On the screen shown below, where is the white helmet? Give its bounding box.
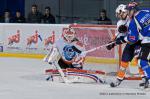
[116,4,127,14]
[63,28,76,42]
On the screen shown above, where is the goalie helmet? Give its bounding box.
[63,27,76,42]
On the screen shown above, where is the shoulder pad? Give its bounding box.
[72,41,85,52]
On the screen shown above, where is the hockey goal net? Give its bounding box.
[70,24,141,80]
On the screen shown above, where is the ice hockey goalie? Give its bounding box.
[43,26,105,83]
[43,27,85,69]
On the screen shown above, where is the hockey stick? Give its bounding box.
[52,61,71,83]
[81,41,116,55]
[52,62,82,83]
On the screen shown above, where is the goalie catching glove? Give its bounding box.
[72,54,85,69]
[106,36,126,50]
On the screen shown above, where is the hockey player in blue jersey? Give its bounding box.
[106,3,144,88]
[110,2,150,88]
[126,2,150,88]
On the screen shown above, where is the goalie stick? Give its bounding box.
[43,47,70,83]
[51,61,71,83]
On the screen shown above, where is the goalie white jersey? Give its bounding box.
[44,27,86,69]
[55,37,85,64]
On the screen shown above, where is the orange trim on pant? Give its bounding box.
[120,61,129,68]
[117,71,125,80]
[117,61,129,80]
[132,58,138,66]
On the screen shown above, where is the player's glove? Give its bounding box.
[115,36,126,45]
[118,25,128,33]
[106,41,116,50]
[106,36,126,50]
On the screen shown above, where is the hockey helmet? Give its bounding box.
[63,27,76,42]
[127,2,139,10]
[116,4,127,14]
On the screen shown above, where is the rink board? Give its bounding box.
[0,23,119,62]
[0,24,141,80]
[0,52,118,64]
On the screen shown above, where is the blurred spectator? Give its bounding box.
[13,10,26,23]
[41,6,55,24]
[0,15,2,22]
[97,9,112,25]
[27,4,43,23]
[0,9,13,23]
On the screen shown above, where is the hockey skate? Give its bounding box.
[139,77,149,89]
[139,76,147,87]
[110,78,122,87]
[144,79,149,89]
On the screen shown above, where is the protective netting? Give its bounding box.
[70,24,141,80]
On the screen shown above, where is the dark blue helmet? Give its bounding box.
[127,2,139,10]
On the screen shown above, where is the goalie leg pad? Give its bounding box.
[43,47,61,63]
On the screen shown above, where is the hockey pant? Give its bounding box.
[58,58,83,69]
[117,43,144,80]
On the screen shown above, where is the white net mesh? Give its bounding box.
[70,24,120,74]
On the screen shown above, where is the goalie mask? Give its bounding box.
[63,28,76,42]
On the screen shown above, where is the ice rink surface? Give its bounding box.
[0,57,150,99]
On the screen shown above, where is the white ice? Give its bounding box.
[0,57,150,99]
